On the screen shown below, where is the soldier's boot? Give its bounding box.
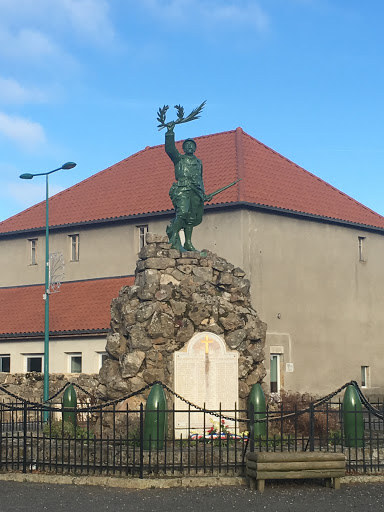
[168,218,185,251]
[183,226,197,252]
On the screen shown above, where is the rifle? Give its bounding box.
[204,178,242,202]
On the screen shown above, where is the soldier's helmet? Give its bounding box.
[182,138,197,151]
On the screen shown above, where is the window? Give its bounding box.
[270,354,281,393]
[68,353,82,373]
[98,352,108,370]
[25,354,43,372]
[29,238,38,265]
[361,366,369,387]
[0,355,10,373]
[137,225,148,251]
[69,234,80,261]
[358,236,366,262]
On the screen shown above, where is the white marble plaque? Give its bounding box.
[174,332,239,436]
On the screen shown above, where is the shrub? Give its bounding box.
[43,420,94,439]
[269,390,341,438]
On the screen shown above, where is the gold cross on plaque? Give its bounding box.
[201,335,213,354]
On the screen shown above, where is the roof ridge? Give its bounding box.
[235,127,245,201]
[241,131,384,222]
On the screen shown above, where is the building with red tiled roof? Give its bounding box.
[0,276,133,373]
[1,127,383,396]
[0,276,133,337]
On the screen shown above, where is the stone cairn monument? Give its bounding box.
[98,233,266,420]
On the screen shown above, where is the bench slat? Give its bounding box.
[247,452,345,463]
[247,460,345,471]
[247,468,345,480]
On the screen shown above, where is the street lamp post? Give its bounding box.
[20,162,76,414]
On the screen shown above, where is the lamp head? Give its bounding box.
[19,173,34,180]
[61,162,76,170]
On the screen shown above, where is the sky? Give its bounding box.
[0,0,383,222]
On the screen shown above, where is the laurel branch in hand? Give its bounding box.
[157,101,206,130]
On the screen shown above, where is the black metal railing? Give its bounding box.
[0,401,250,477]
[0,383,383,478]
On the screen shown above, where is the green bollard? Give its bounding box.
[248,383,267,438]
[62,384,77,425]
[343,384,364,447]
[143,384,167,450]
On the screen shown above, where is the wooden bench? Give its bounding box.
[246,452,346,492]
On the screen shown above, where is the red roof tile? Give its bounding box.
[1,127,383,233]
[0,276,134,336]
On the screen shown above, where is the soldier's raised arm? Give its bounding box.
[165,122,180,164]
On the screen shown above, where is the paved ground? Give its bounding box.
[1,480,384,512]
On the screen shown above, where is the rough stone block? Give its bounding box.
[226,328,247,349]
[180,251,201,259]
[129,325,153,351]
[192,266,213,281]
[139,244,158,259]
[106,332,127,359]
[160,274,180,286]
[142,368,165,384]
[145,233,168,244]
[176,265,193,274]
[120,351,145,378]
[145,257,176,270]
[218,271,233,285]
[219,312,244,331]
[147,311,175,338]
[176,258,199,265]
[136,302,157,322]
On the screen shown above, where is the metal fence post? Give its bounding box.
[139,402,144,479]
[22,401,27,473]
[249,402,255,453]
[309,403,315,452]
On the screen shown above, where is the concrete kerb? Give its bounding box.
[0,473,247,489]
[0,473,383,489]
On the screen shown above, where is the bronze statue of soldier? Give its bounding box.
[164,123,211,251]
[157,101,240,252]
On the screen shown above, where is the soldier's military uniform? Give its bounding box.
[165,130,205,250]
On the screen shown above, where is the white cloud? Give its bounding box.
[59,0,115,43]
[0,28,59,60]
[0,0,115,46]
[139,0,269,32]
[0,76,48,104]
[0,112,46,149]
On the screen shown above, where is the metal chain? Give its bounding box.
[0,381,95,408]
[0,380,382,424]
[76,382,154,412]
[43,383,70,402]
[352,380,384,420]
[159,382,248,423]
[71,382,95,398]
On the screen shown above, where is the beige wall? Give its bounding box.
[1,222,154,286]
[240,210,384,398]
[0,336,106,373]
[2,208,384,397]
[0,212,245,287]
